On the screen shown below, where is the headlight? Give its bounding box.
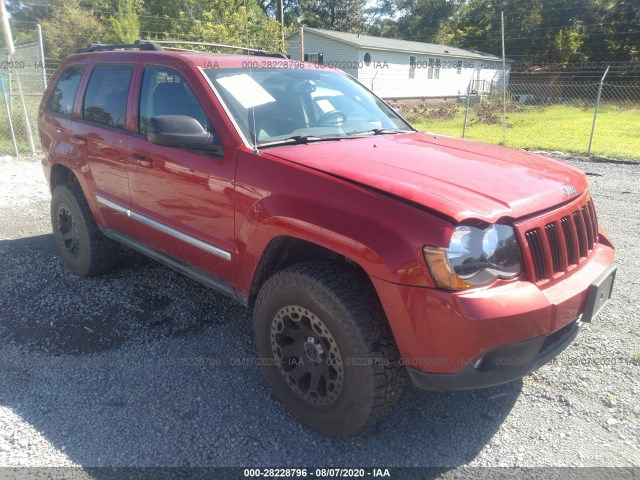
[424,224,523,290]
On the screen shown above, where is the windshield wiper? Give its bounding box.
[350,128,412,136]
[258,135,348,148]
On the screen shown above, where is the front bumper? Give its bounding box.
[407,319,579,390]
[371,241,615,388]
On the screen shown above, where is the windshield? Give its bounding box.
[203,67,413,147]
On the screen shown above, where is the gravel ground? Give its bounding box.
[0,153,638,470]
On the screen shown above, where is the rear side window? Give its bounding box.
[138,66,210,135]
[48,65,85,116]
[83,64,134,129]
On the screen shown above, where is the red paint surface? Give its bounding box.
[40,51,615,375]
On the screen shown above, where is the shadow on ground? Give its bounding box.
[0,234,521,469]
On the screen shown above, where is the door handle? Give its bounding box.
[70,134,87,146]
[129,153,153,168]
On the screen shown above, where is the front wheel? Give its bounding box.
[253,261,405,436]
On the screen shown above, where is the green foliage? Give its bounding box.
[138,0,285,52]
[5,0,637,67]
[395,0,457,43]
[40,0,106,59]
[412,102,640,161]
[108,1,140,44]
[368,0,639,68]
[299,0,366,32]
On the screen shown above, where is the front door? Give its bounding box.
[126,65,236,284]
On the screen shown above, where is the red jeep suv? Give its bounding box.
[38,40,616,436]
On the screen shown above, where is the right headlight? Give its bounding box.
[424,224,523,290]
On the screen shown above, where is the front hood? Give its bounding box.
[265,132,587,223]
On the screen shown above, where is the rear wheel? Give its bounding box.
[254,261,405,436]
[51,183,120,277]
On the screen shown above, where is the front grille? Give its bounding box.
[525,229,546,280]
[545,222,563,274]
[523,198,598,282]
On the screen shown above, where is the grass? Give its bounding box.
[412,103,640,161]
[0,96,41,156]
[2,98,639,161]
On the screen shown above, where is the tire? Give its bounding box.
[51,183,120,277]
[253,261,406,436]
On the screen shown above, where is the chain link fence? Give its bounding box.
[398,74,640,161]
[2,54,639,162]
[1,34,53,157]
[0,67,55,156]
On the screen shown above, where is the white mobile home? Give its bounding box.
[286,28,511,99]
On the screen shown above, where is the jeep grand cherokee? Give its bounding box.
[38,41,616,436]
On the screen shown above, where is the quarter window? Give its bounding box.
[83,64,133,129]
[138,66,212,137]
[48,65,85,116]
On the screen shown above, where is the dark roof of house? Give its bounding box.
[292,27,507,62]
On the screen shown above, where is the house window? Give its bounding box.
[427,57,434,79]
[457,61,462,74]
[304,53,324,64]
[409,56,416,79]
[434,59,441,79]
[364,52,371,66]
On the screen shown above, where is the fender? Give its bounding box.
[234,150,456,296]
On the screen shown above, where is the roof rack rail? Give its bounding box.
[151,40,286,58]
[76,39,286,58]
[76,39,162,53]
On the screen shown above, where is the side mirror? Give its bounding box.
[147,115,221,152]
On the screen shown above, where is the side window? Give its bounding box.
[138,66,212,137]
[83,64,134,129]
[48,65,85,116]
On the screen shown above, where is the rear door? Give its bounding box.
[39,64,86,170]
[70,63,136,237]
[126,65,237,284]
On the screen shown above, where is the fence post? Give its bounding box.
[36,23,47,89]
[462,74,473,138]
[588,66,609,158]
[0,70,19,156]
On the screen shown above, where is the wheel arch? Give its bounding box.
[49,163,81,192]
[246,234,372,308]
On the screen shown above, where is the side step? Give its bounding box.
[102,228,248,307]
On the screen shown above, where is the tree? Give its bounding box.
[40,0,105,59]
[299,0,366,32]
[258,0,302,26]
[140,0,284,52]
[395,0,457,43]
[108,1,140,43]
